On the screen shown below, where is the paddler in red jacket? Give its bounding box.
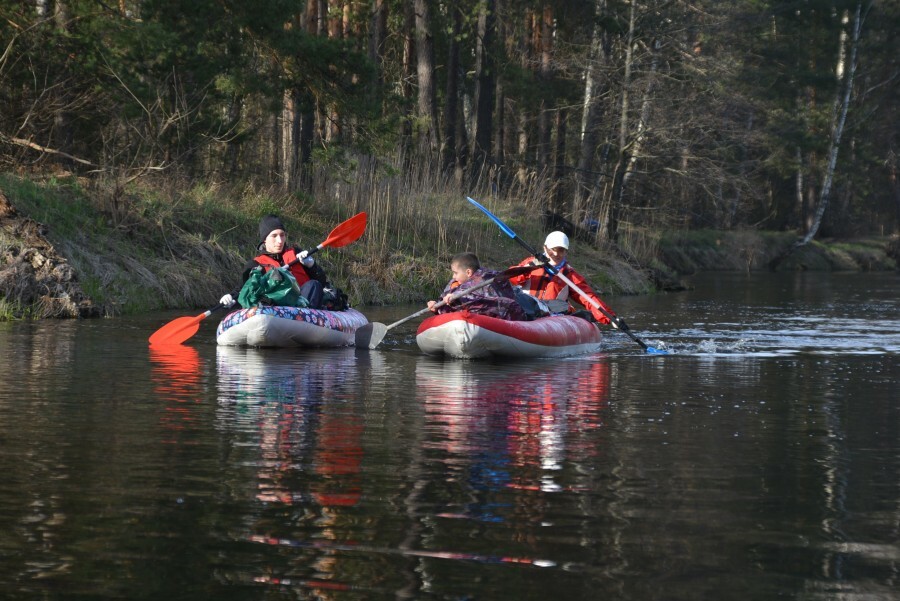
[506,231,619,326]
[219,214,329,309]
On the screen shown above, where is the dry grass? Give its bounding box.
[2,154,658,316]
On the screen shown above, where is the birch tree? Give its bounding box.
[770,1,867,267]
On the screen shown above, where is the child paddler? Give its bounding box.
[427,252,527,321]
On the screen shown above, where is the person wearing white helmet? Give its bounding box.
[506,230,620,325]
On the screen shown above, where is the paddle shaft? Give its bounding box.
[467,196,656,352]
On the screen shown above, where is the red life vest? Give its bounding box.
[506,257,616,325]
[253,248,311,286]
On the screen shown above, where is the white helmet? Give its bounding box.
[544,231,569,250]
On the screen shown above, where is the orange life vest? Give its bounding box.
[506,257,616,325]
[253,248,311,286]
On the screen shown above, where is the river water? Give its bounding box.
[0,272,897,600]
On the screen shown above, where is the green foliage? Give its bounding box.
[2,0,898,241]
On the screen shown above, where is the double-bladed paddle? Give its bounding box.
[466,196,666,354]
[354,265,533,350]
[148,211,368,346]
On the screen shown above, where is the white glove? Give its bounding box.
[219,293,235,308]
[299,249,315,268]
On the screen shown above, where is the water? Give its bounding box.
[0,272,897,600]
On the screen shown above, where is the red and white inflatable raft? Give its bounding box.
[416,311,602,359]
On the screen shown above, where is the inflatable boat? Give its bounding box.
[216,305,369,348]
[416,311,602,359]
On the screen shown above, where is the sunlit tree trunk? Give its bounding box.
[414,0,439,151]
[441,6,461,174]
[607,0,637,243]
[771,1,864,267]
[536,5,553,172]
[472,0,496,173]
[281,90,297,189]
[577,0,610,211]
[515,10,535,185]
[799,2,862,245]
[550,108,568,215]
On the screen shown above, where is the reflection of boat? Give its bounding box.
[216,306,369,348]
[414,357,612,509]
[215,345,386,510]
[415,311,602,359]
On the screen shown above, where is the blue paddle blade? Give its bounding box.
[646,346,668,354]
[467,197,517,239]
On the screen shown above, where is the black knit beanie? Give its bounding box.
[258,214,286,247]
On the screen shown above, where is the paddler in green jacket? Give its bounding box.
[220,214,329,309]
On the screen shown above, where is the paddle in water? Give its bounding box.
[148,211,368,346]
[355,265,533,349]
[466,196,666,354]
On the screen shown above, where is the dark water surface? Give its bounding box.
[1,272,897,600]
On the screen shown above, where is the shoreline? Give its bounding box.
[1,176,897,320]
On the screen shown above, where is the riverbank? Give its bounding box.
[1,173,896,319]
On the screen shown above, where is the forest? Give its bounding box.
[1,0,898,251]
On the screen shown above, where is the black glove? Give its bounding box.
[613,318,630,333]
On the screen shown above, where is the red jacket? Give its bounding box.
[507,257,616,325]
[254,248,311,286]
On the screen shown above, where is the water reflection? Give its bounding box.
[149,345,207,443]
[214,346,370,507]
[214,346,383,596]
[413,358,612,557]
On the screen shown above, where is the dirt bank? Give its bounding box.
[0,190,100,318]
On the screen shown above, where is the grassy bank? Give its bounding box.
[2,169,896,320]
[659,230,898,273]
[0,169,657,318]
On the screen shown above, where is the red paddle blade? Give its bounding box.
[148,313,206,346]
[320,212,367,249]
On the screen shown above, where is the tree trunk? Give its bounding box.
[771,2,863,268]
[799,3,861,245]
[621,38,659,193]
[494,80,506,172]
[368,0,387,91]
[794,146,804,230]
[400,1,416,144]
[413,0,439,151]
[224,94,243,175]
[472,0,496,173]
[550,108,568,216]
[607,0,637,243]
[577,0,609,210]
[441,7,461,174]
[281,89,298,189]
[536,5,554,172]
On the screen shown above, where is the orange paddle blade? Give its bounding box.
[148,313,206,346]
[320,212,367,249]
[149,304,224,346]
